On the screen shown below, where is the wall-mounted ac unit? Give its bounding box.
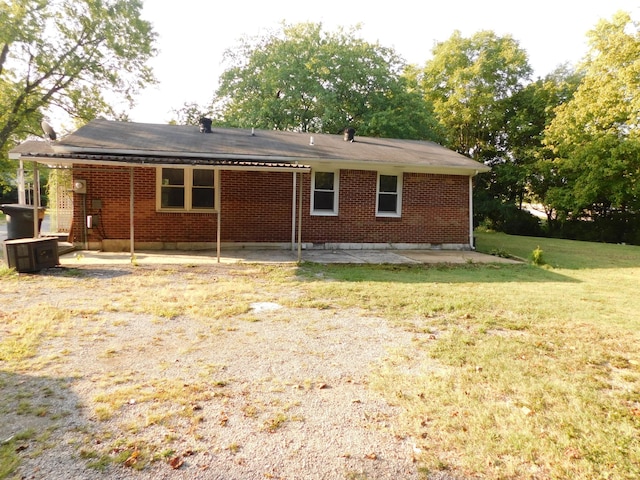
[3,237,59,272]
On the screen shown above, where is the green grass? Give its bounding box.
[297,232,640,479]
[2,239,640,478]
[0,430,36,479]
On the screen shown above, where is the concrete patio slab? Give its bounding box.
[56,248,520,267]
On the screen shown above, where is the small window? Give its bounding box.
[161,168,185,209]
[311,171,339,215]
[192,169,215,209]
[158,167,216,211]
[376,173,402,217]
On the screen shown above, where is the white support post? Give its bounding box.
[216,170,221,263]
[130,167,135,257]
[18,160,25,205]
[469,175,474,249]
[291,172,297,251]
[32,162,40,238]
[297,171,303,262]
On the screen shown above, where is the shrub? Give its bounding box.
[531,246,545,265]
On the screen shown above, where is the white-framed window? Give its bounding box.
[376,173,402,217]
[157,167,216,212]
[311,170,339,215]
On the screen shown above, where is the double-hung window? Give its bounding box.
[376,173,402,217]
[158,167,216,211]
[311,171,339,215]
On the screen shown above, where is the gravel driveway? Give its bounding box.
[0,263,465,479]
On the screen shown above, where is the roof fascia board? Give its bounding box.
[307,159,489,176]
[21,154,485,176]
[20,156,311,173]
[51,146,490,174]
[53,145,312,164]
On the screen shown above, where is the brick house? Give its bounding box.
[9,119,489,256]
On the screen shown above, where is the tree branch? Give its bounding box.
[0,44,9,77]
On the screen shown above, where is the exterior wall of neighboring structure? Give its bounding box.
[71,165,470,250]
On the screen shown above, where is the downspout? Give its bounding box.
[291,172,297,251]
[469,174,475,250]
[130,167,135,258]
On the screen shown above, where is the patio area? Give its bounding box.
[57,248,521,266]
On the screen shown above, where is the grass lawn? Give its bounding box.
[298,232,640,479]
[1,232,639,479]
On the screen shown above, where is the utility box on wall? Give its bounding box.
[3,237,59,273]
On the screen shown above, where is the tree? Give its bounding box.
[542,11,640,241]
[504,66,582,213]
[420,30,534,232]
[0,0,157,177]
[421,30,532,162]
[208,22,440,140]
[169,101,213,126]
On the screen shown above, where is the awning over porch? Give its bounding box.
[9,144,311,263]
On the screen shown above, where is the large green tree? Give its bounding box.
[421,30,533,231]
[209,22,440,140]
[0,0,157,176]
[421,30,532,162]
[543,11,640,238]
[504,67,582,209]
[471,66,582,233]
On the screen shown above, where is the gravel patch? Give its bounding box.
[0,264,462,479]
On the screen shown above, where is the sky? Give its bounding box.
[127,0,639,124]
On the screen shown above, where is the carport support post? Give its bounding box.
[291,172,297,251]
[469,175,474,249]
[130,167,135,258]
[216,169,221,263]
[297,171,303,262]
[18,160,25,204]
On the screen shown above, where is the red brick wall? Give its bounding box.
[301,170,469,245]
[72,166,470,246]
[220,170,294,242]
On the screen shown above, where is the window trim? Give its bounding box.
[376,172,402,218]
[310,170,339,216]
[156,167,218,212]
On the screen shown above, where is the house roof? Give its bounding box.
[10,119,490,175]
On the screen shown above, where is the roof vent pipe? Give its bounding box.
[199,117,212,133]
[344,127,355,142]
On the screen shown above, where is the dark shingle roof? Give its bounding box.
[10,119,489,175]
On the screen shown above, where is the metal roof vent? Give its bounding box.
[344,127,355,142]
[199,117,212,133]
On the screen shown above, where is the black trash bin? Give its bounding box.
[0,204,45,240]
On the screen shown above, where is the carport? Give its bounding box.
[9,147,311,263]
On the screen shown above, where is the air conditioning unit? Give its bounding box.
[3,237,59,273]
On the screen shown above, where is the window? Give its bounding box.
[158,167,216,211]
[376,173,402,217]
[311,171,339,215]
